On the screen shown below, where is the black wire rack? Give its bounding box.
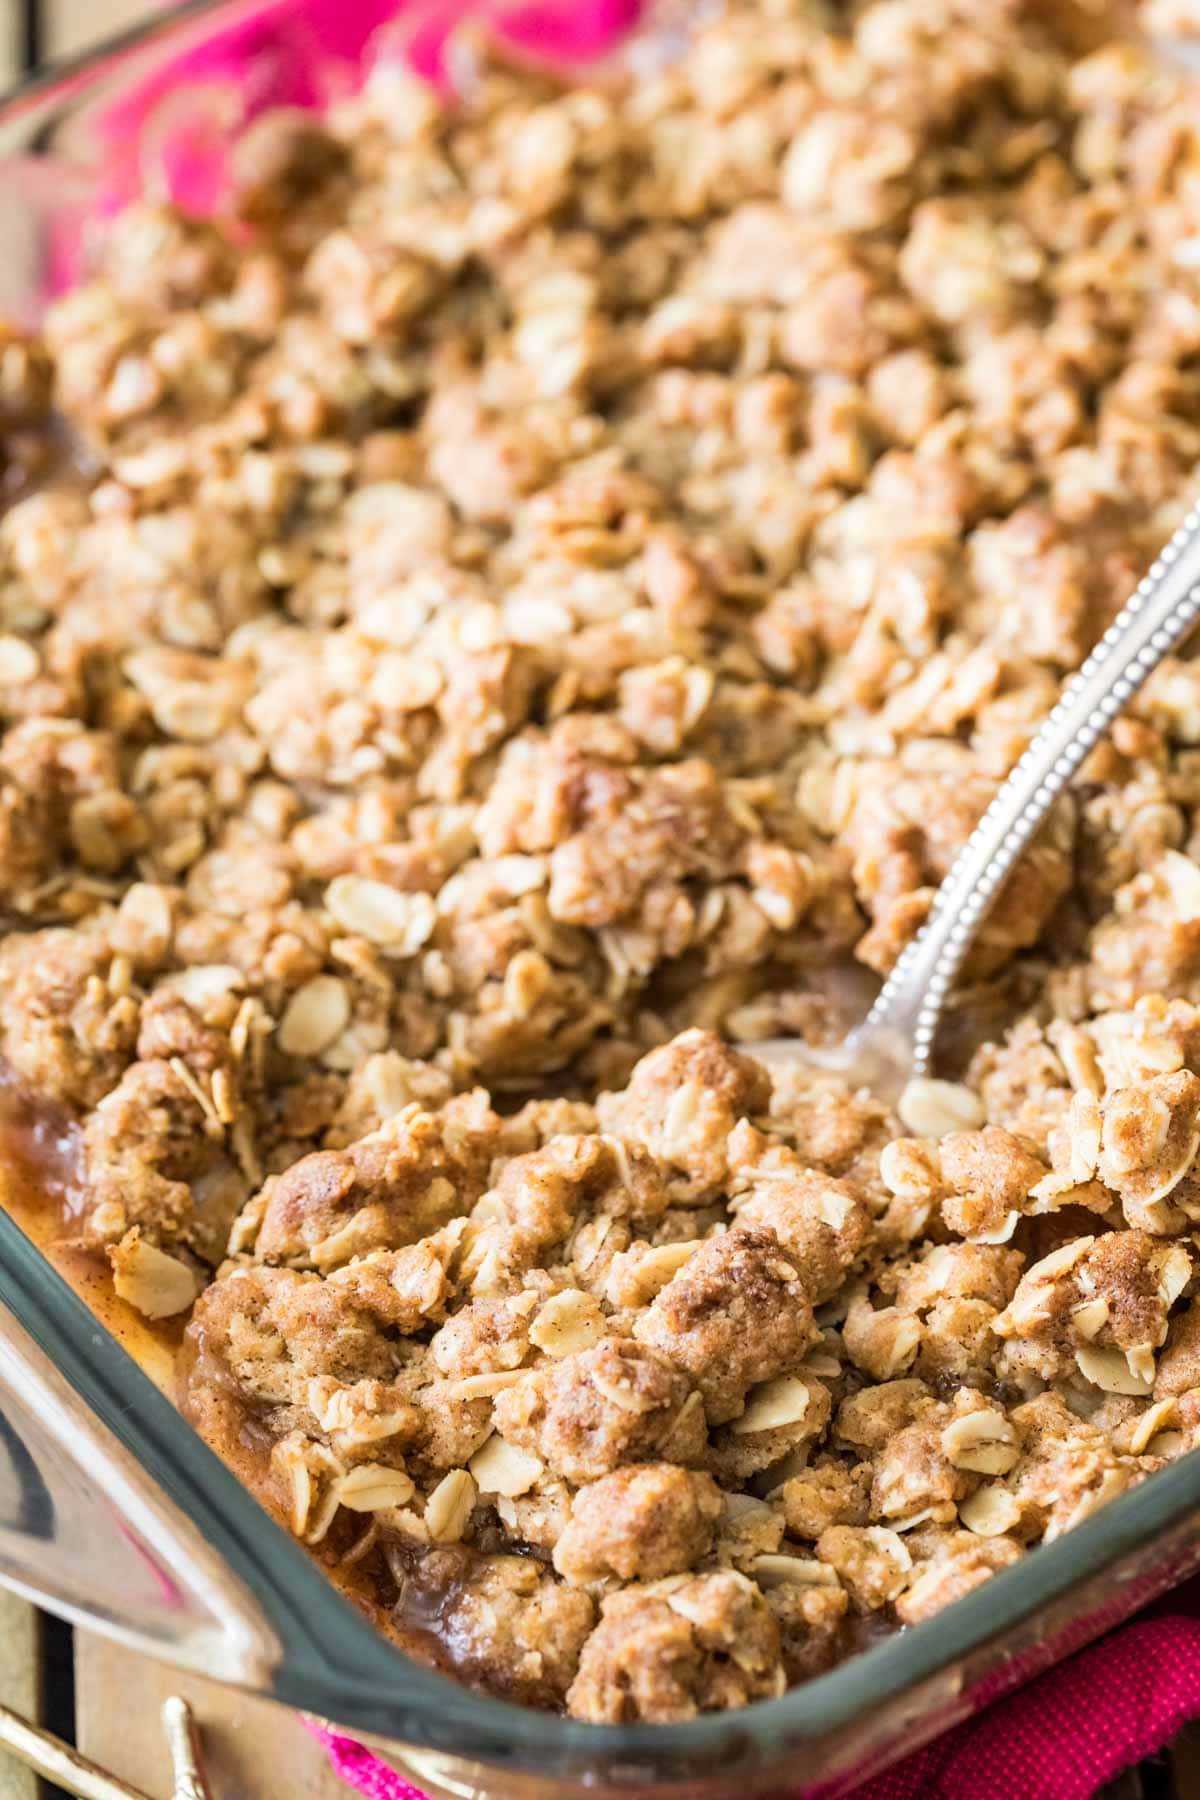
[19,0,43,75]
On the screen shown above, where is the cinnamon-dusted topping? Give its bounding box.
[993,1231,1187,1387]
[5,0,1200,1728]
[407,1552,594,1707]
[633,1226,817,1424]
[490,1337,705,1484]
[566,1571,785,1722]
[554,1464,723,1584]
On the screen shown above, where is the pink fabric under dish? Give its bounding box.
[310,1581,1200,1800]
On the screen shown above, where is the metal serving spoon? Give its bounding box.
[752,497,1200,1101]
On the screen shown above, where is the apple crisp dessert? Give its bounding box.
[2,0,1200,1724]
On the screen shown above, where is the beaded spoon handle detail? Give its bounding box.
[754,497,1200,1100]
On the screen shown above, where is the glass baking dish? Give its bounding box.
[4,3,1200,1795]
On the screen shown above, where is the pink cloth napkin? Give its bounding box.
[309,1581,1200,1800]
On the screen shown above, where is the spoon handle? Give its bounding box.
[857,495,1200,1079]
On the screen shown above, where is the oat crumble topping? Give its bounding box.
[3,0,1200,1723]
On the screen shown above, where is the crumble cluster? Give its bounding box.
[2,0,1200,1724]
